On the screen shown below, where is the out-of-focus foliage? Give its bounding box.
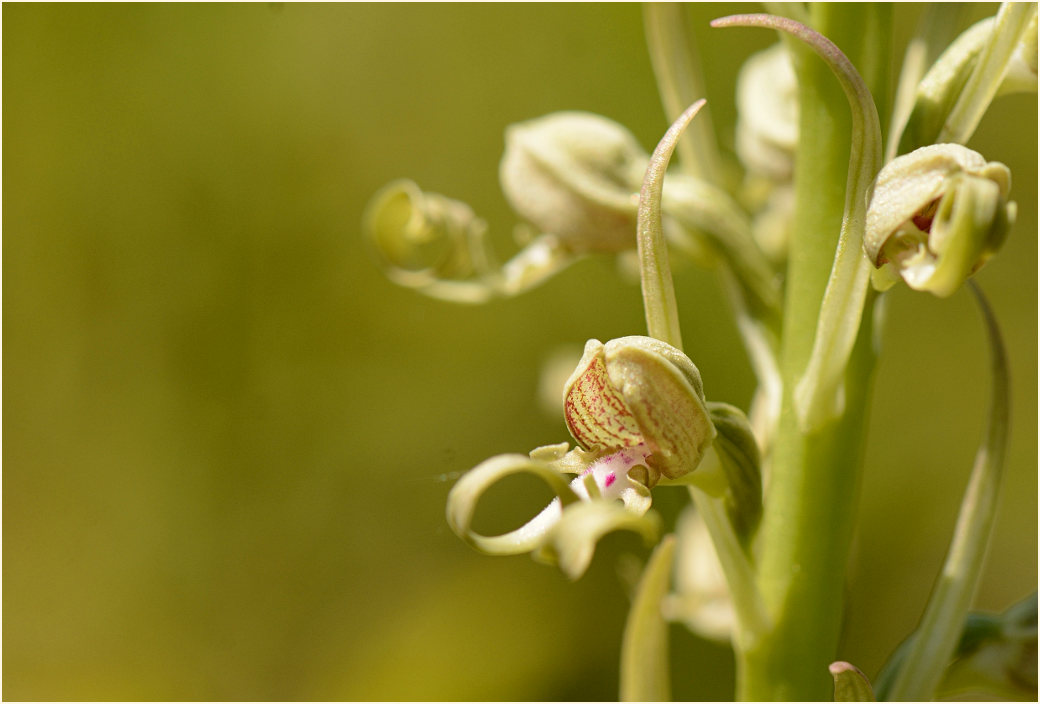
[3,4,1035,700]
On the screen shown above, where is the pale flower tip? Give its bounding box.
[829,661,877,702]
[829,661,857,676]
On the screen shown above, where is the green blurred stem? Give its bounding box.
[884,282,1010,702]
[715,5,889,699]
[689,487,770,650]
[643,3,721,183]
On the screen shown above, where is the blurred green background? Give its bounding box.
[4,3,1035,700]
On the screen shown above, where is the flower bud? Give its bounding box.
[499,112,649,254]
[735,43,799,180]
[364,179,498,303]
[562,336,716,485]
[865,144,1015,297]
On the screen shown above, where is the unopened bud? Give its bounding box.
[364,179,497,303]
[499,112,648,254]
[735,43,799,179]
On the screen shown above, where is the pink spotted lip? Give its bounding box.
[577,445,653,499]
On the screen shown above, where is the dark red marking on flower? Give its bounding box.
[912,214,933,232]
[564,353,641,450]
[912,198,940,233]
[604,472,616,488]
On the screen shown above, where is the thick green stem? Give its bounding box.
[740,321,876,700]
[731,6,890,699]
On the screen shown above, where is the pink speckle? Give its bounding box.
[604,472,616,488]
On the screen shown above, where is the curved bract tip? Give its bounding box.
[639,99,707,236]
[637,99,706,349]
[714,12,884,432]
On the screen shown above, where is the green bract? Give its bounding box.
[1000,10,1038,95]
[898,4,1038,152]
[865,143,1015,296]
[829,661,877,701]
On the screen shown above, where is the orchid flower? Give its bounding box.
[446,335,716,580]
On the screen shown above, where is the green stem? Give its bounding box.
[637,99,706,350]
[689,487,770,650]
[740,305,878,700]
[713,6,890,699]
[884,282,1011,701]
[713,12,883,433]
